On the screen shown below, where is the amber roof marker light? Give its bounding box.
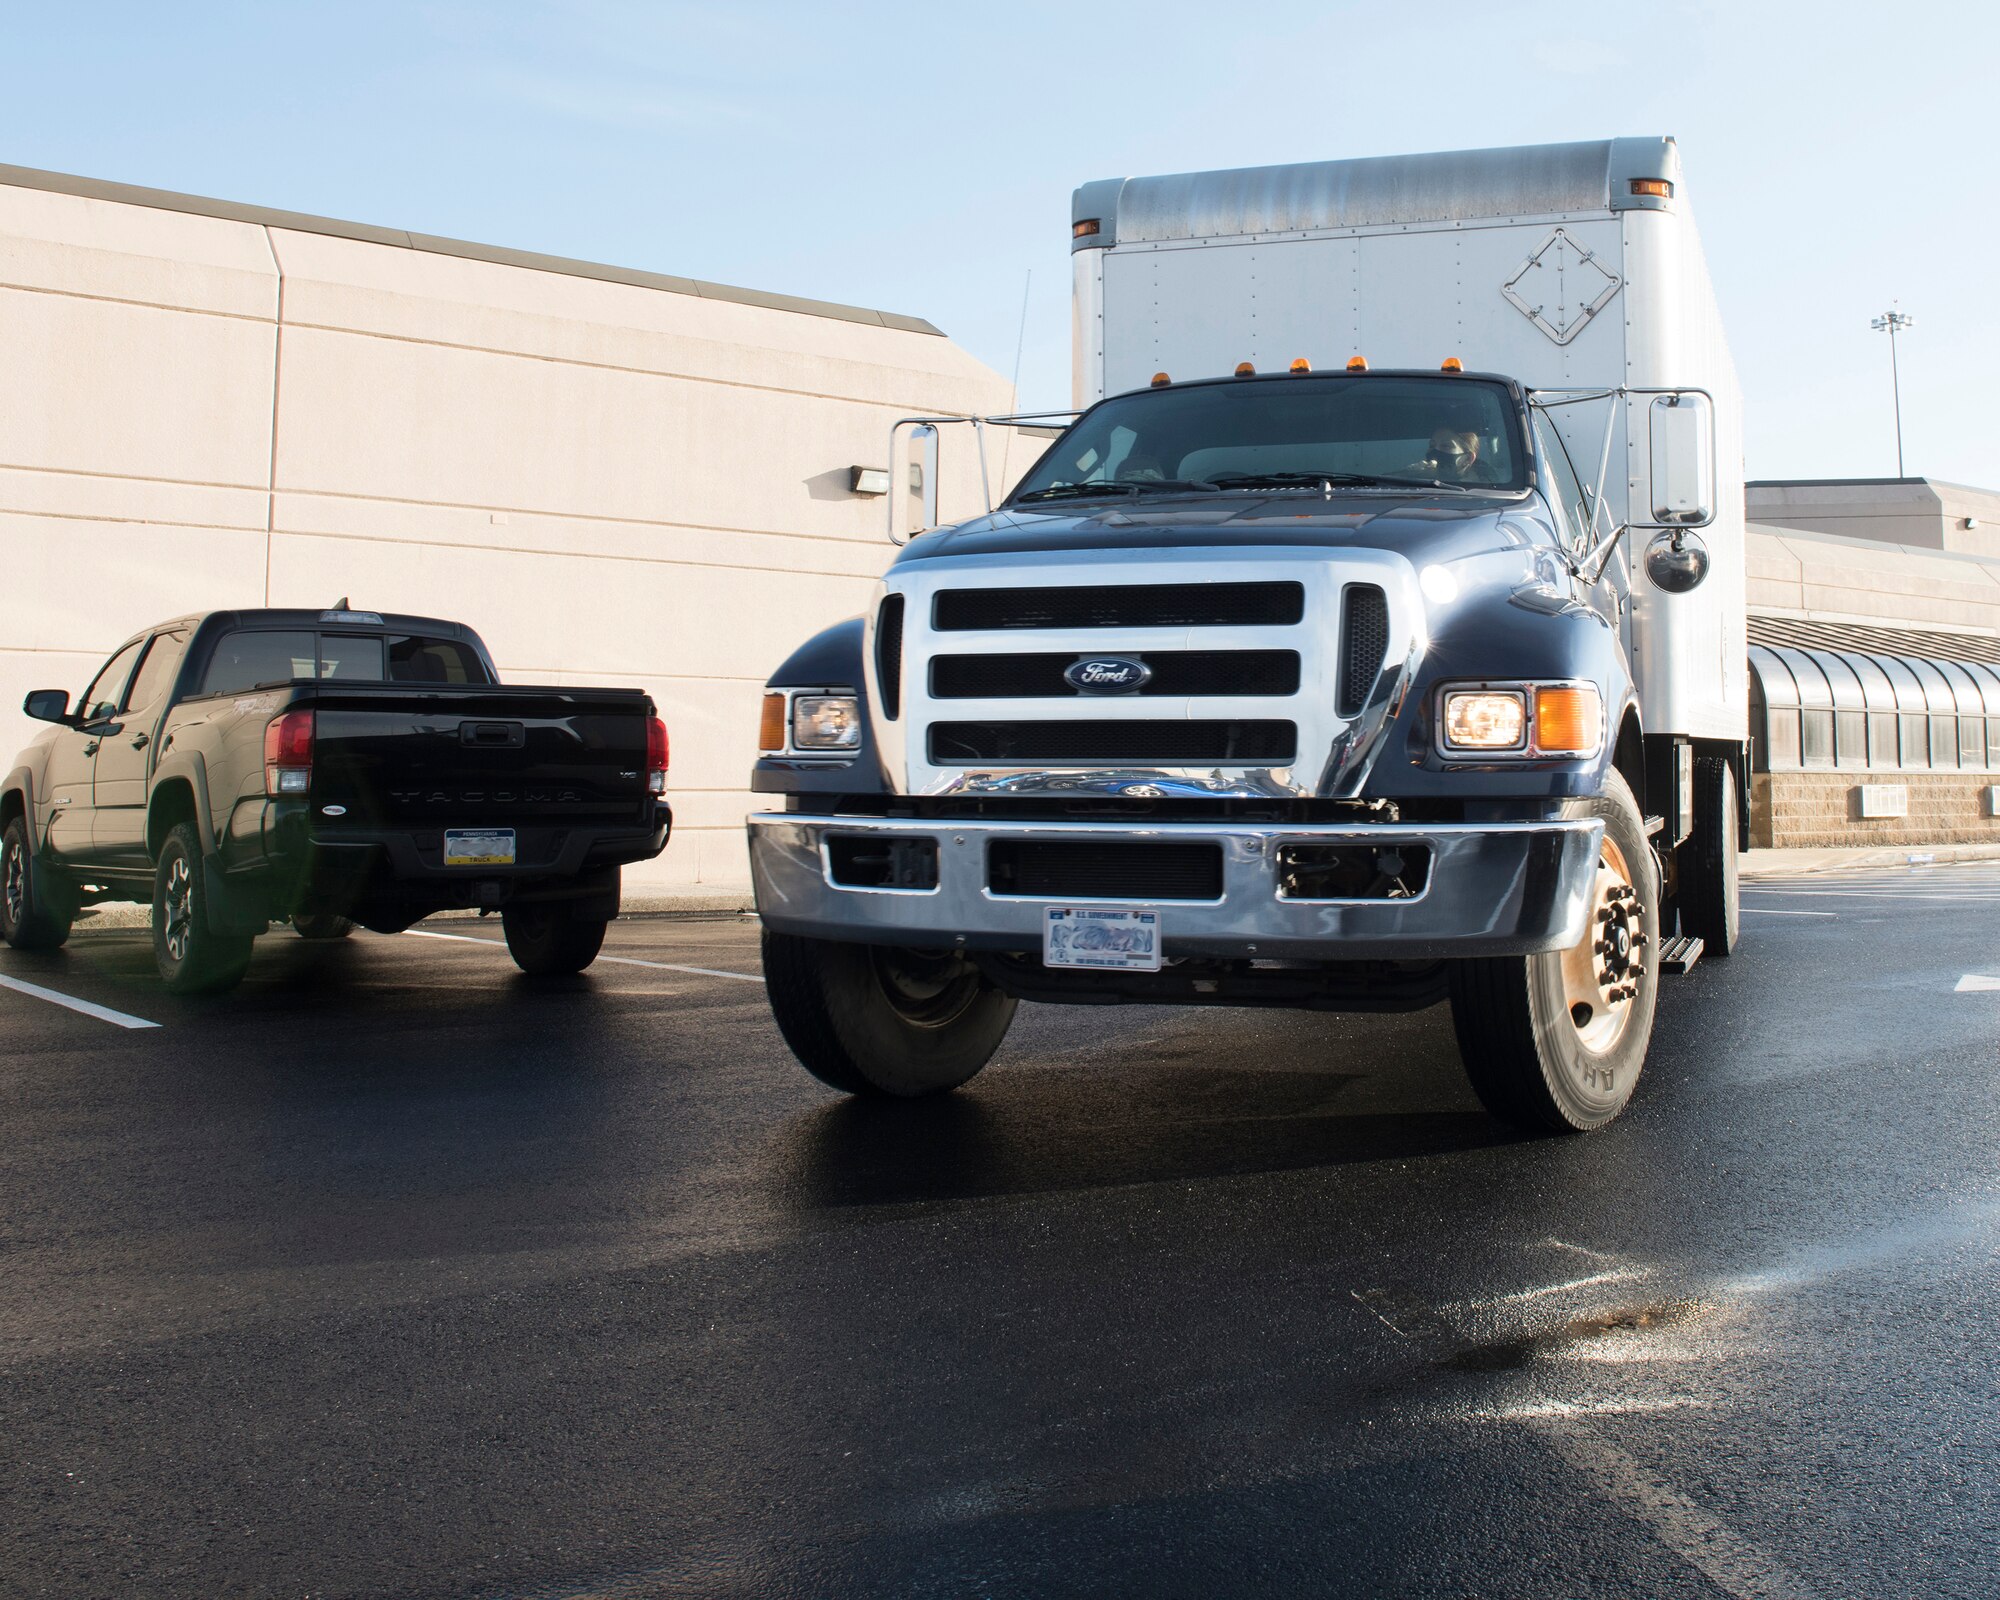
[1441,357,1464,373]
[1629,178,1673,199]
[1346,355,1370,372]
[1289,357,1312,374]
[1234,361,1257,377]
[1072,218,1101,238]
[1151,371,1172,387]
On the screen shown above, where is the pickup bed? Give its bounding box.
[1,605,671,990]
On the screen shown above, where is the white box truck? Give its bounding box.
[746,137,1744,1132]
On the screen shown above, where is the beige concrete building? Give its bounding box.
[0,165,1038,895]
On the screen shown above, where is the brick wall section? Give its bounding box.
[1751,772,2000,848]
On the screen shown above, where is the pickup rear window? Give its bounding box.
[198,631,491,696]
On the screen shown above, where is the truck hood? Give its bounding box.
[891,489,1545,570]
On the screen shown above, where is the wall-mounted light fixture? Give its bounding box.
[849,466,890,496]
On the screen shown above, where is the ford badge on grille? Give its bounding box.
[1064,656,1151,693]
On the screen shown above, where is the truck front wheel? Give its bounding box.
[2,817,74,952]
[762,931,1017,1097]
[1447,771,1660,1133]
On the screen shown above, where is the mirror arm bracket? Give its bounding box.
[1580,521,1633,588]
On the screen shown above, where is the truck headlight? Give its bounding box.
[791,694,863,750]
[1442,690,1527,750]
[1438,683,1602,758]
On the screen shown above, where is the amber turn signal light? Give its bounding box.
[758,692,788,752]
[1533,685,1603,756]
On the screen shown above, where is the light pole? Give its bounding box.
[1871,307,1914,477]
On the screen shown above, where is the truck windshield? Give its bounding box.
[1009,375,1526,503]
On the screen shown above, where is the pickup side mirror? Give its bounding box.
[1646,392,1715,527]
[23,689,72,725]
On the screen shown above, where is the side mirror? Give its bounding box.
[907,423,940,535]
[23,689,71,725]
[1646,392,1715,527]
[1644,529,1711,593]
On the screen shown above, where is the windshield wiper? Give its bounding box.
[1200,468,1488,494]
[1370,475,1485,493]
[1013,479,1219,504]
[1204,471,1413,491]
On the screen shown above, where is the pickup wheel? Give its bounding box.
[502,904,608,976]
[762,930,1016,1098]
[152,823,253,994]
[292,912,355,941]
[1447,770,1659,1134]
[1675,756,1740,957]
[2,816,74,952]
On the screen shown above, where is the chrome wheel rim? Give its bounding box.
[162,857,193,964]
[1559,835,1646,1056]
[2,836,24,927]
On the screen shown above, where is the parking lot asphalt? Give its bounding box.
[2,864,1997,1599]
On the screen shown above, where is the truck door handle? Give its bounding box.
[129,732,150,749]
[82,741,100,756]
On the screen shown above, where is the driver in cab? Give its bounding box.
[1405,424,1502,485]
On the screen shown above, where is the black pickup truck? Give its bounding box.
[1,605,671,991]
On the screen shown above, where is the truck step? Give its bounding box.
[1658,934,1704,975]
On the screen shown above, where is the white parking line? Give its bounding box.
[1532,1419,1819,1600]
[1743,889,2000,903]
[0,972,161,1030]
[1740,907,1838,917]
[1956,974,2000,993]
[403,928,762,983]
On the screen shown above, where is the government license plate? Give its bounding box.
[443,827,516,867]
[1043,906,1162,971]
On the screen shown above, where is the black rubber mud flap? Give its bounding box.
[202,855,269,938]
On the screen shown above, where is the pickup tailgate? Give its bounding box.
[304,685,655,859]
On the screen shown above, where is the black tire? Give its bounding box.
[762,930,1017,1098]
[1676,756,1740,957]
[1447,770,1661,1134]
[292,911,355,941]
[1,815,73,952]
[502,904,608,976]
[152,822,253,994]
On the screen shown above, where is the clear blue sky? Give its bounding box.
[3,1,1991,486]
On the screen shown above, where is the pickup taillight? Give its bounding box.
[646,716,670,794]
[264,708,314,795]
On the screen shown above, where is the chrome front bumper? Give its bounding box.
[748,813,1604,961]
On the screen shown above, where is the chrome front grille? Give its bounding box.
[872,552,1418,799]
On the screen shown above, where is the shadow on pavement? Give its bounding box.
[773,1066,1516,1211]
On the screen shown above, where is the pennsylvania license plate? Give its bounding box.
[443,828,516,867]
[1043,906,1162,971]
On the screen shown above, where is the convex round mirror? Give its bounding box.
[1644,529,1711,593]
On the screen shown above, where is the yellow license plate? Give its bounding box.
[444,828,516,866]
